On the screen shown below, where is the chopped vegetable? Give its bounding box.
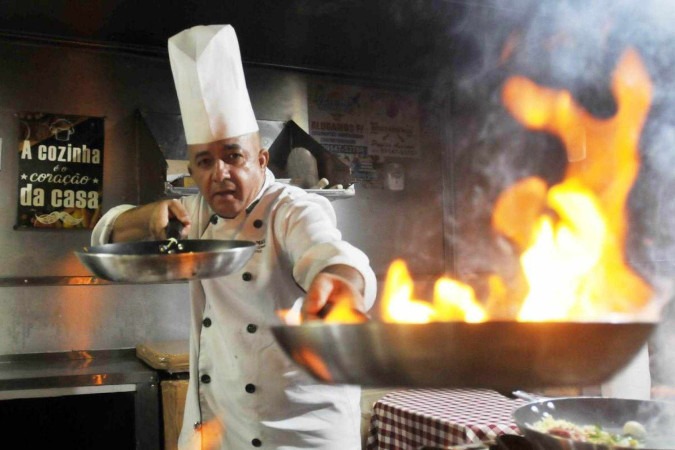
[623,421,647,439]
[530,415,644,448]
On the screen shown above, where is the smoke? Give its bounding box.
[288,1,675,389]
[433,0,675,394]
[434,0,675,276]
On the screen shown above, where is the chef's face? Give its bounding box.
[188,132,269,218]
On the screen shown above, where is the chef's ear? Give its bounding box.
[258,148,269,169]
[187,164,193,176]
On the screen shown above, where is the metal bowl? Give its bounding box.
[75,239,256,283]
[271,321,655,389]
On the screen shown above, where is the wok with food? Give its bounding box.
[513,397,675,450]
[76,238,256,283]
[531,416,645,448]
[75,220,257,283]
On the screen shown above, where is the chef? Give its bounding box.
[91,24,377,449]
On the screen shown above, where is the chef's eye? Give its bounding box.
[225,153,245,166]
[195,157,214,169]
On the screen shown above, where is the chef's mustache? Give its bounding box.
[212,180,237,190]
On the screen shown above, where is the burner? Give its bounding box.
[417,434,535,450]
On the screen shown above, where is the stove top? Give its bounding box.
[419,434,535,450]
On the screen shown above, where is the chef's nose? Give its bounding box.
[212,159,229,182]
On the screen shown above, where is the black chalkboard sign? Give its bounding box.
[15,112,104,230]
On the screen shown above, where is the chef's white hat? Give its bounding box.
[168,25,258,145]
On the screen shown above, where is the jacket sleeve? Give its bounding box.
[90,204,136,245]
[273,192,377,311]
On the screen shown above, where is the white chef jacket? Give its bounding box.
[91,169,377,450]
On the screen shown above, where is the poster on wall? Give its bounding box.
[15,112,104,230]
[366,89,420,159]
[308,83,371,182]
[308,81,420,188]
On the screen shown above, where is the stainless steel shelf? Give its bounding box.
[165,184,356,200]
[0,276,112,287]
[305,186,356,200]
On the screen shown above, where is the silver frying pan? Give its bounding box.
[271,320,655,389]
[75,220,256,283]
[76,239,256,283]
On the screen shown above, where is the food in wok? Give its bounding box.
[531,416,646,448]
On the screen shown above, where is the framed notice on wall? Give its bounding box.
[15,112,104,230]
[308,81,420,188]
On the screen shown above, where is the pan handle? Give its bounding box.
[166,218,184,240]
[510,390,544,402]
[497,390,547,402]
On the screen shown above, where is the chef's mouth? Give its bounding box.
[212,189,237,200]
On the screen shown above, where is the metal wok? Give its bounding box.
[271,321,655,389]
[75,239,256,283]
[513,396,675,450]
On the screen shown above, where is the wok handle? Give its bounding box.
[497,390,545,402]
[510,390,543,402]
[166,218,184,240]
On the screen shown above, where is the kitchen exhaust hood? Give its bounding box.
[136,110,354,202]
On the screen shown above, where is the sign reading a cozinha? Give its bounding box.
[15,112,104,230]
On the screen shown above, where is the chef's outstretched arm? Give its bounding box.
[302,264,367,319]
[110,199,192,243]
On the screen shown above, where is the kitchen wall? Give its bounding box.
[0,38,450,354]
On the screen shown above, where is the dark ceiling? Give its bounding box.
[0,0,477,84]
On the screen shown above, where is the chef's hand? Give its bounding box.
[148,199,192,239]
[111,199,192,242]
[302,264,368,322]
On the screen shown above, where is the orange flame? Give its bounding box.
[381,260,487,323]
[322,299,369,324]
[291,348,334,382]
[381,48,653,323]
[185,419,224,450]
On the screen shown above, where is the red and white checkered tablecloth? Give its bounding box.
[366,389,526,450]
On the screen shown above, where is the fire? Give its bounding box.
[185,419,224,450]
[381,260,486,323]
[382,48,654,323]
[381,259,435,323]
[280,48,654,326]
[291,348,334,382]
[321,299,369,324]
